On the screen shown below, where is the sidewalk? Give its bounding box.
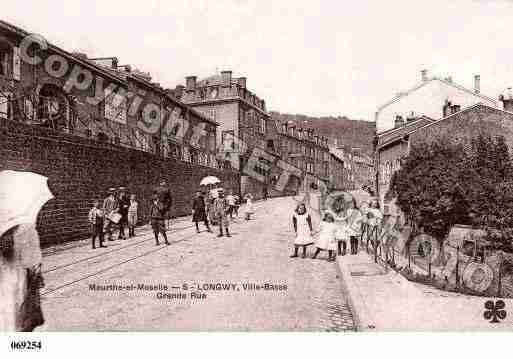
[337,250,513,331]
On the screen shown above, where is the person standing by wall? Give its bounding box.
[127,194,138,238]
[88,200,105,249]
[192,191,212,233]
[103,188,119,242]
[117,187,130,240]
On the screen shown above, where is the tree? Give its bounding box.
[389,134,513,249]
[388,137,468,239]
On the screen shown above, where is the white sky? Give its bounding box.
[4,0,513,121]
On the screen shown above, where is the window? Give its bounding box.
[206,108,216,121]
[0,50,8,76]
[260,117,266,134]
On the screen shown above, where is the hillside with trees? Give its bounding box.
[270,112,375,155]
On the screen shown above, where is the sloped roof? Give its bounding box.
[376,77,498,114]
[409,102,513,135]
[376,115,435,148]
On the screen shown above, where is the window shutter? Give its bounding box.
[12,47,21,81]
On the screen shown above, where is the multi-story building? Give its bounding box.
[0,19,239,246]
[178,71,278,198]
[329,145,356,191]
[375,100,513,213]
[276,121,330,189]
[351,148,374,191]
[328,151,345,190]
[0,19,219,168]
[375,70,497,134]
[375,70,500,208]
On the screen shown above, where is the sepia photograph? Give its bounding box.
[1,2,513,353]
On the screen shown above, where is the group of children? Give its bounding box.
[88,188,139,249]
[291,198,382,262]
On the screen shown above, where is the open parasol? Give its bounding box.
[200,176,221,186]
[0,170,54,237]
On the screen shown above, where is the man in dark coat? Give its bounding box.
[155,180,173,229]
[117,187,130,240]
[149,193,170,246]
[192,191,212,233]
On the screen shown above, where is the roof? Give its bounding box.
[376,77,498,115]
[409,102,513,135]
[378,102,513,150]
[0,19,125,85]
[0,19,218,127]
[197,74,241,87]
[377,115,435,148]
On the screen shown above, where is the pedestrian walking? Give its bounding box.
[290,203,314,258]
[117,187,130,240]
[149,193,170,246]
[127,194,138,238]
[155,179,173,230]
[312,212,337,261]
[243,193,254,220]
[213,190,231,237]
[233,193,240,217]
[225,190,237,219]
[192,191,212,233]
[88,200,105,249]
[103,188,120,241]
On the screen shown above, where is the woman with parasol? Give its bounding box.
[0,170,53,331]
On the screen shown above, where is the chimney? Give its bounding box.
[443,99,452,118]
[173,85,185,99]
[185,76,197,90]
[421,69,428,82]
[238,77,246,89]
[474,74,481,94]
[221,71,232,86]
[406,111,416,122]
[394,115,405,128]
[499,87,513,112]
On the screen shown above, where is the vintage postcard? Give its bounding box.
[1,0,513,341]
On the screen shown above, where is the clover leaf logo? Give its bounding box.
[484,300,507,323]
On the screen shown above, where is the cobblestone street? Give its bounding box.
[37,197,354,331]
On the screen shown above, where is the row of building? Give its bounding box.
[374,69,513,213]
[0,19,370,198]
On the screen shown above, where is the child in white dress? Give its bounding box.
[312,212,337,261]
[291,203,314,258]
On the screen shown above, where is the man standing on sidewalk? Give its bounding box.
[149,193,170,246]
[192,191,212,233]
[155,180,173,231]
[225,190,237,220]
[117,187,130,240]
[103,188,119,242]
[213,189,231,237]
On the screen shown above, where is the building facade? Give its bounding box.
[178,71,279,198]
[375,70,497,134]
[375,101,513,213]
[0,19,239,246]
[276,121,330,189]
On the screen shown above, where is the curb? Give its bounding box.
[335,255,378,332]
